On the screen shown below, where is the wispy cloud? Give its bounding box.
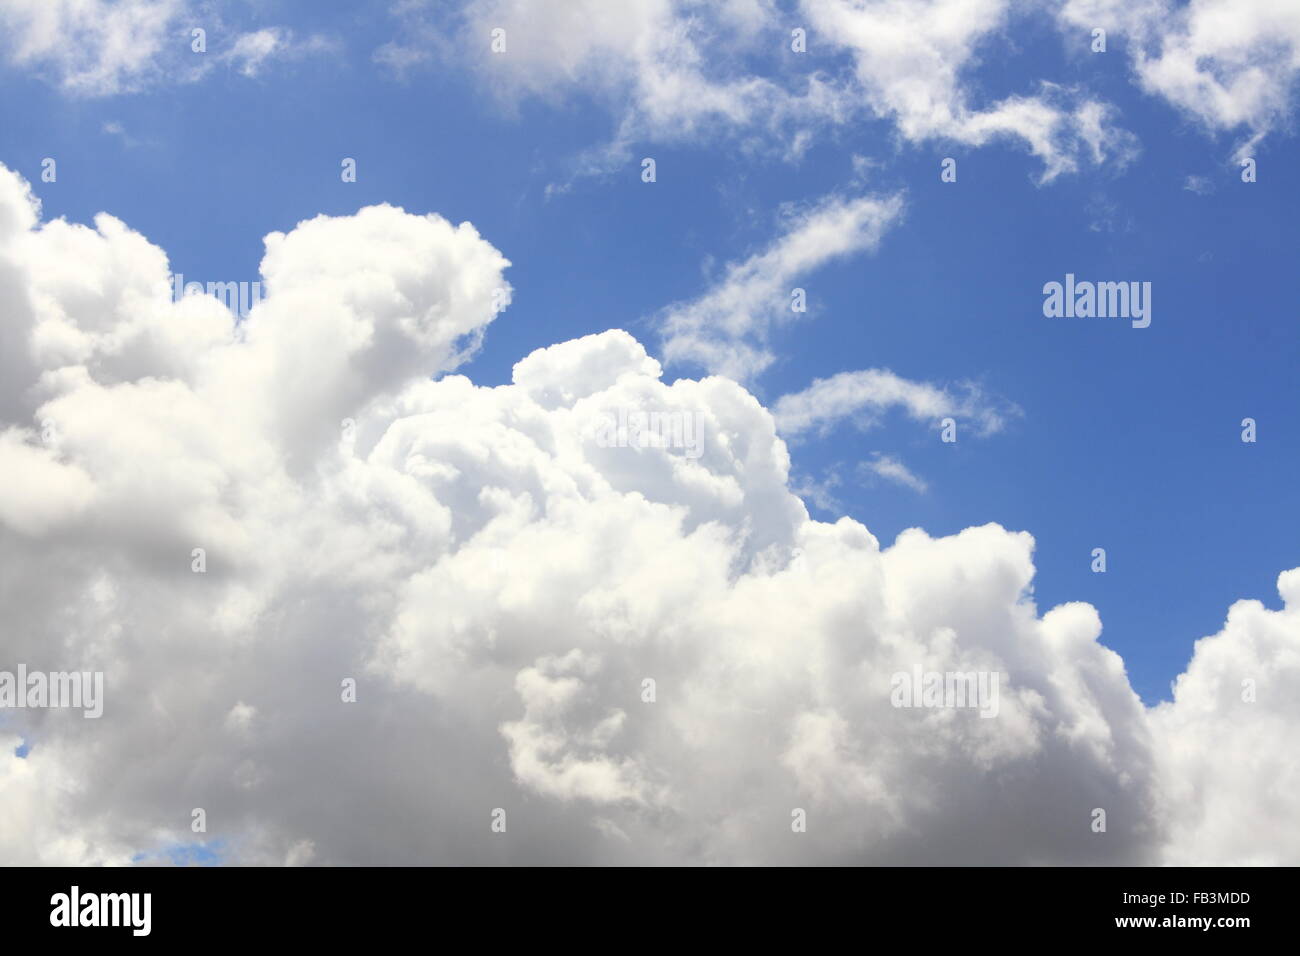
[0,1,334,95]
[221,28,337,79]
[1058,0,1300,160]
[773,367,1017,439]
[657,192,905,381]
[861,454,928,493]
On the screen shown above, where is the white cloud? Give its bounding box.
[444,0,849,180]
[11,0,1296,173]
[801,0,1138,180]
[1151,569,1300,865]
[0,0,334,94]
[658,192,905,381]
[862,454,928,493]
[791,467,843,513]
[0,0,186,95]
[773,367,1015,438]
[223,28,287,77]
[0,162,1296,865]
[1060,0,1300,157]
[425,0,1137,182]
[100,119,147,149]
[221,28,336,78]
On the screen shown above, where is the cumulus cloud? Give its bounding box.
[1151,569,1300,866]
[0,163,1296,865]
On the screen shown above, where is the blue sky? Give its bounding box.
[5,0,1300,869]
[0,0,1295,719]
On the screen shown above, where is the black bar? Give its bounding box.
[4,866,1286,942]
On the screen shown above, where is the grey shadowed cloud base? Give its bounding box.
[0,163,1297,865]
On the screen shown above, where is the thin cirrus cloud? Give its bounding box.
[219,27,338,79]
[656,191,906,382]
[0,0,334,95]
[0,163,1298,865]
[772,367,1018,440]
[862,454,929,494]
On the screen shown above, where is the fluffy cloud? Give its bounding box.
[0,163,1296,865]
[0,0,184,95]
[801,0,1138,180]
[1059,0,1300,157]
[1151,570,1300,865]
